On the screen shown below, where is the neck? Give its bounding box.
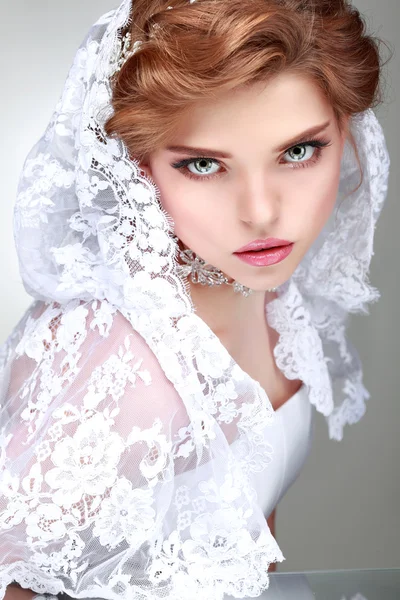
[187,278,276,348]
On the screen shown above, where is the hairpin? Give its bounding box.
[111,0,197,74]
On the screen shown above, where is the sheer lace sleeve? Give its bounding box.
[0,299,282,599]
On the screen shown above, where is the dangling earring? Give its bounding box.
[173,238,277,297]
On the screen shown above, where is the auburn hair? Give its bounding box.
[104,0,390,167]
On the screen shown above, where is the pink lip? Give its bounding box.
[234,243,294,267]
[235,238,292,253]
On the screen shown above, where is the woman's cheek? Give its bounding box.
[159,191,200,240]
[308,165,342,231]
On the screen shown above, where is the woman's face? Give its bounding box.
[138,72,349,292]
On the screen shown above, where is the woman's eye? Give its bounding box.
[186,158,221,176]
[283,144,316,163]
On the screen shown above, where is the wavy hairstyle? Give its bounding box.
[104,0,390,172]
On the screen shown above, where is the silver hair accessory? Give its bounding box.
[113,1,197,72]
[111,31,143,72]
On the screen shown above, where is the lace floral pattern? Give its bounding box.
[0,0,390,598]
[0,300,282,600]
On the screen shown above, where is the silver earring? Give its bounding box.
[173,239,277,297]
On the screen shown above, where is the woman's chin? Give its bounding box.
[227,257,298,292]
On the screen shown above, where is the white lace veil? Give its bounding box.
[0,0,390,598]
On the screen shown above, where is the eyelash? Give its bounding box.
[170,137,332,181]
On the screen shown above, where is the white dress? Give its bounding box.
[250,383,314,518]
[171,379,314,519]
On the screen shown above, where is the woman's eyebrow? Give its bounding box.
[166,120,331,158]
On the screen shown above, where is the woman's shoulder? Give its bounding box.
[4,298,187,435]
[13,297,162,368]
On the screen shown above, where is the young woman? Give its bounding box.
[0,0,390,599]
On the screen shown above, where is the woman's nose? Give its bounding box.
[238,176,280,227]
